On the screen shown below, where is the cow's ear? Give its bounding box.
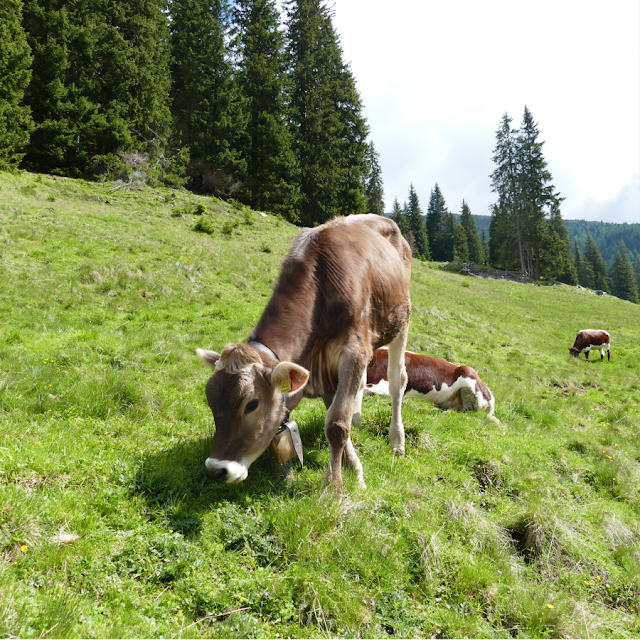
[271,362,309,394]
[196,348,221,370]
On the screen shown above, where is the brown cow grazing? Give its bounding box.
[569,329,611,361]
[361,348,499,424]
[196,214,412,489]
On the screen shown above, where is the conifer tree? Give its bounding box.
[545,202,577,284]
[490,113,523,268]
[574,240,585,285]
[634,254,640,294]
[233,0,297,218]
[584,235,610,291]
[454,222,469,263]
[425,183,450,261]
[489,107,569,279]
[171,0,244,195]
[609,241,639,303]
[515,106,560,278]
[459,200,485,264]
[0,0,33,171]
[23,0,172,178]
[480,229,489,265]
[442,212,457,262]
[285,0,369,225]
[390,197,409,236]
[364,141,384,214]
[405,184,430,258]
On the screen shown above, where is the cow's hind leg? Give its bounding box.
[386,323,409,456]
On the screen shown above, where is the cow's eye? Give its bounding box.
[245,399,259,414]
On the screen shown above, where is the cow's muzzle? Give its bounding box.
[205,457,248,484]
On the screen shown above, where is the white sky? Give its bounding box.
[330,0,640,223]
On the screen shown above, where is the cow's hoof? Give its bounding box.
[393,447,405,457]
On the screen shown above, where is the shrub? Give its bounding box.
[193,216,215,235]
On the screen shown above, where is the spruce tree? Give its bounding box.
[515,106,559,278]
[405,184,430,258]
[545,202,577,284]
[171,0,244,195]
[286,0,369,225]
[364,141,384,214]
[233,0,297,218]
[490,113,523,269]
[425,183,450,261]
[459,200,485,264]
[609,241,639,303]
[634,254,640,295]
[480,229,489,265]
[390,197,409,236]
[454,222,469,263]
[584,235,610,291]
[0,0,33,171]
[574,240,585,285]
[489,107,566,278]
[23,0,172,178]
[442,213,458,262]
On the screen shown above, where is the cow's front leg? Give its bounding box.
[323,350,367,491]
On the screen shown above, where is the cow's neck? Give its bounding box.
[249,284,314,365]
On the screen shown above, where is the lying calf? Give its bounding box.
[361,348,499,423]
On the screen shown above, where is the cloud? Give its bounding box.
[567,174,640,224]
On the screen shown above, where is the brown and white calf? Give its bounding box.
[361,348,499,424]
[569,330,611,361]
[196,214,412,489]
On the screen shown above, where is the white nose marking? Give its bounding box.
[205,458,248,484]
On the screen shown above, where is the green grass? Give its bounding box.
[1,170,639,638]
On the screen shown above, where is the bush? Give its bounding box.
[193,216,215,235]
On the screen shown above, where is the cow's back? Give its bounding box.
[254,214,411,397]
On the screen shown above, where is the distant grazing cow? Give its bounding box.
[361,348,499,424]
[196,214,412,489]
[569,330,610,361]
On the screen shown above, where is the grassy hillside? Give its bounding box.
[1,171,639,639]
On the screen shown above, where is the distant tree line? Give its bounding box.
[0,0,384,225]
[389,183,487,265]
[464,216,640,268]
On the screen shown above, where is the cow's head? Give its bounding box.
[568,347,581,358]
[196,344,309,484]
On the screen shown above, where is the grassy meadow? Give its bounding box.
[1,171,639,638]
